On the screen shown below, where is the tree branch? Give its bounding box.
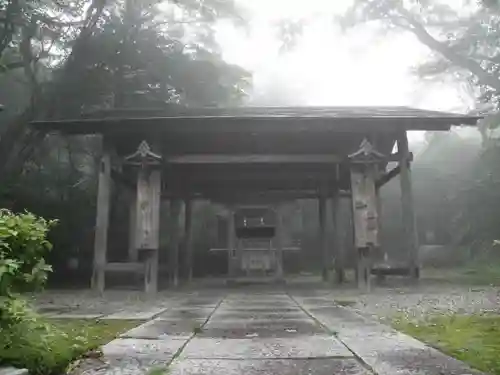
[0,0,18,55]
[393,6,500,92]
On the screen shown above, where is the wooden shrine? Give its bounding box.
[31,106,480,293]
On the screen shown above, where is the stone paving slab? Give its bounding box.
[215,306,301,314]
[293,297,337,307]
[102,338,186,359]
[221,300,296,308]
[168,358,371,375]
[198,326,328,339]
[103,307,168,320]
[223,295,295,302]
[180,336,352,359]
[156,307,214,321]
[73,357,173,375]
[203,319,326,336]
[210,310,308,321]
[121,319,204,340]
[174,297,223,307]
[303,304,486,375]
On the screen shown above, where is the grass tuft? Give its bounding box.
[1,314,140,375]
[147,367,169,375]
[192,324,203,334]
[392,313,500,375]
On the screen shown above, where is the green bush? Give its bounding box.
[0,299,85,375]
[0,209,57,296]
[0,210,68,375]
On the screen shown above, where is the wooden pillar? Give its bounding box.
[169,198,182,287]
[227,209,236,277]
[398,131,419,279]
[124,140,162,294]
[274,204,284,280]
[350,168,378,292]
[184,199,194,282]
[375,184,385,261]
[357,247,371,291]
[319,191,328,281]
[91,142,111,294]
[128,196,138,262]
[332,192,345,284]
[348,139,384,291]
[135,167,162,294]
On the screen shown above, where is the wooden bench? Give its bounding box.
[371,264,420,281]
[105,262,146,274]
[104,248,158,292]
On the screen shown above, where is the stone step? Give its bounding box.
[0,368,28,375]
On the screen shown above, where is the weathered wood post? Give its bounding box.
[124,140,162,294]
[348,139,385,291]
[91,138,112,294]
[227,207,236,278]
[398,131,419,279]
[319,189,328,282]
[274,204,284,281]
[332,191,344,284]
[169,198,182,287]
[128,196,138,262]
[184,199,194,283]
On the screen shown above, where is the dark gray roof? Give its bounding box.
[32,105,481,134]
[79,105,477,119]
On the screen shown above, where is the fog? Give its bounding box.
[213,0,498,268]
[214,0,481,150]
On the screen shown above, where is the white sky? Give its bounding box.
[214,0,478,142]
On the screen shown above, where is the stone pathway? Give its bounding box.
[46,289,486,375]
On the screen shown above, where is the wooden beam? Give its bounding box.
[386,151,413,163]
[209,191,321,204]
[397,131,419,279]
[176,180,343,195]
[91,142,111,294]
[375,153,413,188]
[376,165,401,188]
[166,151,408,166]
[274,204,284,280]
[175,171,342,185]
[162,189,353,202]
[227,208,236,277]
[184,199,194,283]
[319,190,328,282]
[166,154,342,164]
[332,192,344,284]
[105,262,145,273]
[169,199,182,287]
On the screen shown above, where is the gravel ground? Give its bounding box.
[326,283,500,321]
[29,279,500,322]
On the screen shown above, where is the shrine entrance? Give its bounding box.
[32,106,479,293]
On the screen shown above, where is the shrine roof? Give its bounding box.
[31,105,480,134]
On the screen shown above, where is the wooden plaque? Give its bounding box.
[350,168,379,248]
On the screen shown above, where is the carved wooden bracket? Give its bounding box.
[348,138,386,164]
[124,140,162,167]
